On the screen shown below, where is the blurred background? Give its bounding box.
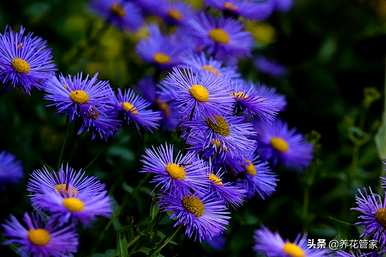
[1,0,386,256]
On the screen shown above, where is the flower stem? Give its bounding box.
[150,226,181,257]
[57,119,72,169]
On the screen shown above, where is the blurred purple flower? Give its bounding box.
[2,213,78,257]
[255,57,287,78]
[0,151,23,184]
[206,0,274,20]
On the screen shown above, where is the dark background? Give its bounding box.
[1,0,386,256]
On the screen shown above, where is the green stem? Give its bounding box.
[57,119,72,169]
[150,226,181,257]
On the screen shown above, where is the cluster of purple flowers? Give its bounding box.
[2,165,112,257]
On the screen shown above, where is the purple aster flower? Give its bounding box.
[137,77,181,130]
[255,57,287,78]
[273,0,293,12]
[230,154,277,199]
[136,25,187,68]
[140,144,209,195]
[115,88,162,131]
[205,162,245,208]
[0,26,56,93]
[205,0,274,20]
[187,13,253,62]
[206,234,226,250]
[180,52,240,80]
[136,0,167,15]
[231,80,286,121]
[0,151,23,184]
[90,0,143,31]
[28,165,112,224]
[184,115,256,160]
[2,213,78,257]
[77,104,121,140]
[256,120,313,170]
[254,227,330,257]
[159,67,234,119]
[352,188,386,246]
[44,73,115,120]
[159,192,230,241]
[159,1,195,26]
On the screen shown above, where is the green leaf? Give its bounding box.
[117,233,129,257]
[91,249,116,257]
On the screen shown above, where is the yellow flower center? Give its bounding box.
[153,52,171,64]
[209,29,230,44]
[168,8,183,21]
[182,195,205,217]
[208,173,223,186]
[157,100,170,117]
[224,2,239,12]
[122,102,139,115]
[63,197,85,212]
[233,91,248,100]
[165,163,186,180]
[282,242,306,257]
[111,3,125,17]
[270,137,289,153]
[28,229,51,246]
[69,90,89,104]
[207,116,230,136]
[55,184,78,195]
[245,160,256,176]
[376,208,386,227]
[201,65,221,76]
[87,106,100,120]
[189,84,209,102]
[11,57,30,74]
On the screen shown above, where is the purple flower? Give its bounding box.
[159,67,234,119]
[140,144,209,195]
[352,188,386,246]
[187,13,253,62]
[0,151,23,184]
[205,0,274,20]
[254,227,330,257]
[159,1,195,26]
[230,154,277,199]
[28,165,112,224]
[136,0,167,15]
[115,88,162,131]
[184,115,256,160]
[255,57,287,78]
[136,25,187,68]
[2,213,78,257]
[273,0,293,12]
[90,0,143,31]
[256,120,313,170]
[180,52,240,80]
[231,80,286,121]
[0,26,56,93]
[159,192,230,241]
[205,162,245,208]
[137,77,181,130]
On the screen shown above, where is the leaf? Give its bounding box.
[91,249,116,257]
[376,121,386,160]
[117,233,129,257]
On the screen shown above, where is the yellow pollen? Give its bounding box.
[189,84,209,102]
[245,160,256,176]
[157,100,170,117]
[168,9,183,21]
[69,90,89,104]
[165,163,186,180]
[209,29,230,44]
[182,195,205,217]
[224,2,239,12]
[111,3,125,17]
[282,242,306,257]
[207,116,230,136]
[122,102,139,115]
[201,65,221,76]
[63,197,85,212]
[233,91,248,100]
[270,137,289,153]
[153,52,171,64]
[11,58,30,74]
[28,229,51,246]
[376,208,386,227]
[208,173,223,186]
[55,184,78,195]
